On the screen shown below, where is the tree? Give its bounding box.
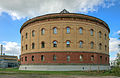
[116,53,120,66]
[116,33,120,66]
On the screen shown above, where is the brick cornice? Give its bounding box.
[20,13,110,33]
[21,51,109,56]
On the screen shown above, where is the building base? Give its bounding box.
[19,65,110,71]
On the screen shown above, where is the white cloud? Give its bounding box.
[109,38,120,53]
[117,30,120,34]
[0,0,116,20]
[0,41,21,58]
[110,56,116,62]
[109,37,120,62]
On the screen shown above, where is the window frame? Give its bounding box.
[53,27,57,34]
[66,27,70,34]
[99,31,102,38]
[53,55,57,61]
[66,40,70,47]
[32,43,35,49]
[22,46,23,51]
[99,43,102,50]
[80,55,83,61]
[32,30,35,37]
[32,56,34,61]
[41,55,44,61]
[25,56,27,61]
[105,34,107,40]
[91,55,94,61]
[79,41,83,48]
[100,56,102,64]
[41,41,45,48]
[53,41,57,48]
[79,27,83,34]
[26,44,28,50]
[22,35,23,41]
[67,55,70,61]
[90,29,94,36]
[90,42,94,49]
[105,45,107,51]
[26,33,28,39]
[41,28,45,35]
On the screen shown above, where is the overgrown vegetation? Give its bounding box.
[0,67,120,77]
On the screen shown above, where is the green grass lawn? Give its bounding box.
[0,67,120,77]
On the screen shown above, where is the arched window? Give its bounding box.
[53,55,56,61]
[32,56,34,61]
[41,28,45,35]
[41,42,45,48]
[80,55,83,61]
[105,45,107,51]
[99,31,102,38]
[100,56,102,64]
[32,43,35,49]
[99,43,102,50]
[66,41,70,47]
[25,56,27,61]
[26,33,28,39]
[79,41,83,48]
[66,27,70,34]
[53,27,57,34]
[26,44,28,50]
[79,27,83,34]
[105,57,107,62]
[91,55,94,61]
[22,35,23,41]
[53,41,57,47]
[22,46,23,51]
[67,56,70,61]
[90,29,94,36]
[91,42,94,49]
[41,55,44,61]
[105,34,107,40]
[32,30,35,37]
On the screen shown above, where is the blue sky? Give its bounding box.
[0,0,120,61]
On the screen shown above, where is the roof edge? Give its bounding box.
[20,13,110,33]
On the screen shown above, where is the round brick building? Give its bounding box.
[19,9,110,71]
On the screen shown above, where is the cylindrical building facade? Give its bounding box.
[19,10,110,71]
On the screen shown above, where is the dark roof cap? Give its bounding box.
[60,9,70,14]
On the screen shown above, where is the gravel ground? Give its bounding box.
[0,74,119,78]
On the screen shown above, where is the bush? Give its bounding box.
[110,66,120,76]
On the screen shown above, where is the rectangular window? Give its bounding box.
[80,55,83,61]
[91,55,94,61]
[41,55,44,61]
[32,56,34,61]
[67,56,70,61]
[66,27,70,34]
[25,56,27,61]
[26,33,28,39]
[100,56,102,64]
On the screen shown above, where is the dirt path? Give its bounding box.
[0,74,119,78]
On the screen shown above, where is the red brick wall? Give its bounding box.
[21,52,109,65]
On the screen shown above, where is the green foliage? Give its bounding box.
[115,53,120,66]
[110,67,120,76]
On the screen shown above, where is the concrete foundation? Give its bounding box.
[19,65,110,71]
